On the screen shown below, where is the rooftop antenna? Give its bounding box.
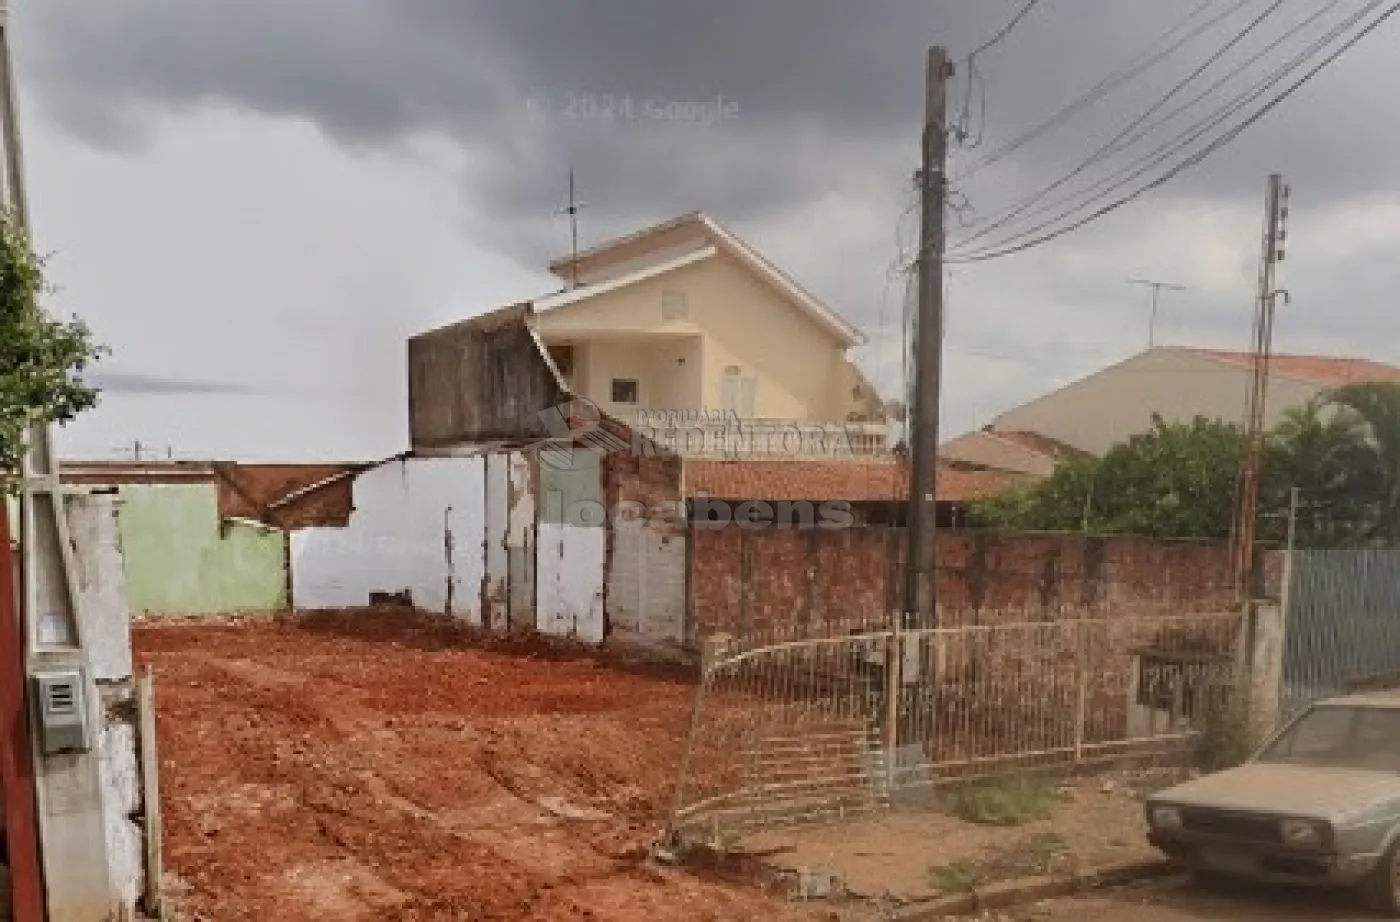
[557,169,588,290]
[1128,278,1187,349]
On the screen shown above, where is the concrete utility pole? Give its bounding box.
[1128,278,1186,349]
[903,46,951,633]
[0,6,117,919]
[1230,173,1290,605]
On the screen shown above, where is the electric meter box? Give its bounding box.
[32,668,91,756]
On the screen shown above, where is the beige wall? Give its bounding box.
[991,347,1325,455]
[535,251,859,422]
[573,338,702,420]
[693,254,847,419]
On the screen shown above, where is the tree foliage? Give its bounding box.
[974,416,1242,539]
[970,381,1400,549]
[0,210,104,486]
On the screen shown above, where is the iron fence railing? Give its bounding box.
[665,611,1239,843]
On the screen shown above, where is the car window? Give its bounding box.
[1264,706,1355,760]
[1350,709,1400,767]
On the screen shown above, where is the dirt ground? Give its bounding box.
[134,611,837,922]
[992,875,1376,921]
[740,769,1188,911]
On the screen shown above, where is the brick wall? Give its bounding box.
[690,525,1233,639]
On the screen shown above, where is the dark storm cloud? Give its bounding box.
[21,0,1400,364]
[86,371,258,396]
[23,0,1263,225]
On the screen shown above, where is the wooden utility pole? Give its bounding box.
[1128,278,1186,349]
[1230,173,1289,604]
[903,46,951,631]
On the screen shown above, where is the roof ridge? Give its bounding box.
[546,211,706,271]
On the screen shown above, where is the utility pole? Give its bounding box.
[557,169,587,290]
[1128,278,1186,349]
[1230,173,1290,605]
[903,46,951,633]
[1,6,116,919]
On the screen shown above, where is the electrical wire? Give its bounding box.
[951,0,1400,263]
[954,0,1047,147]
[953,0,1235,182]
[955,0,1291,251]
[977,0,1349,234]
[953,0,1379,259]
[966,0,1046,60]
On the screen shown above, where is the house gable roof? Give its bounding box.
[1189,348,1400,387]
[532,246,717,314]
[547,212,865,347]
[984,429,1086,461]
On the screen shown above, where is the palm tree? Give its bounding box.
[1265,396,1376,546]
[1324,382,1400,544]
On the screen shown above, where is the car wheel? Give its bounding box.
[1362,840,1400,916]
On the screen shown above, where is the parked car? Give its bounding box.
[1147,691,1400,914]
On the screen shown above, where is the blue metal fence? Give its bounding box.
[1281,550,1400,718]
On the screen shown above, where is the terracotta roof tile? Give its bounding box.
[1192,350,1400,386]
[684,459,1020,503]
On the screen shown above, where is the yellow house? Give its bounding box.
[531,212,889,457]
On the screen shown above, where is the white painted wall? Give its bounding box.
[507,452,536,631]
[483,453,510,631]
[69,493,144,916]
[537,524,606,643]
[290,457,487,621]
[607,519,686,647]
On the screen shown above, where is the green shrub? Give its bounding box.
[945,772,1060,827]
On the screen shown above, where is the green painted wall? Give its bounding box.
[116,483,286,613]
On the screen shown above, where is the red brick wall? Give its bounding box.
[689,526,1233,639]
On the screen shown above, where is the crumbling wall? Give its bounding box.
[69,493,145,916]
[290,456,487,619]
[604,443,686,650]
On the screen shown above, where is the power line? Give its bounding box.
[953,0,1377,260]
[951,0,1398,263]
[955,1,1047,147]
[971,0,1348,236]
[955,0,1290,252]
[966,0,1046,60]
[953,0,1236,182]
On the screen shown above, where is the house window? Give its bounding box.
[1135,651,1228,719]
[662,290,689,320]
[610,378,640,404]
[720,366,756,418]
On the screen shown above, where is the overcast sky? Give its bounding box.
[16,0,1400,460]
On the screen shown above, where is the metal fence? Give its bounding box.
[665,610,1239,843]
[1281,549,1400,718]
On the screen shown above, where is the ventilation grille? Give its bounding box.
[47,682,76,715]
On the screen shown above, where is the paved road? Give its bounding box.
[1007,875,1382,921]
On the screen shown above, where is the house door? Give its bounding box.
[720,366,756,418]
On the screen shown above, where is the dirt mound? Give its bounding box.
[136,612,817,921]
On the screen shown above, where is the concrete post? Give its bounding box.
[1244,598,1287,747]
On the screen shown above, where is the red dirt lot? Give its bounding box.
[134,612,821,922]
